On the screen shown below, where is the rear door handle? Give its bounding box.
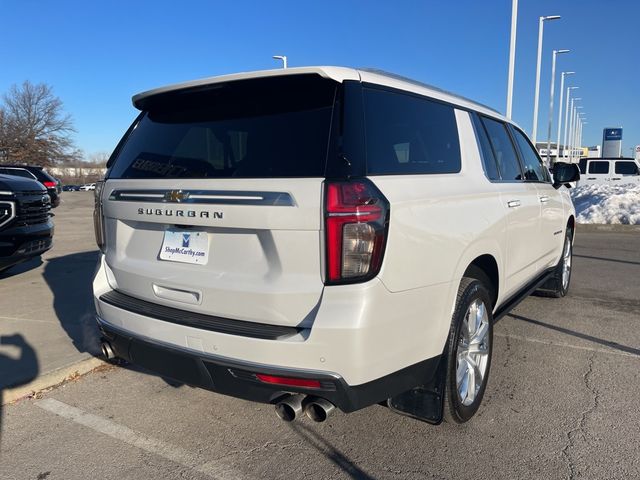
[507,200,521,208]
[539,196,549,203]
[587,177,596,180]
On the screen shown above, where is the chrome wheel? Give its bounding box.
[456,299,490,406]
[562,236,572,291]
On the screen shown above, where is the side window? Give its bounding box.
[588,161,609,174]
[511,127,550,182]
[480,117,523,181]
[363,88,461,175]
[471,114,500,180]
[615,161,639,175]
[578,158,587,174]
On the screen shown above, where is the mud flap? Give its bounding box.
[386,355,447,425]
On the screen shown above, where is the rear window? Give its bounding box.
[30,168,56,183]
[363,88,461,175]
[615,161,638,175]
[0,168,34,179]
[109,75,337,179]
[588,161,609,174]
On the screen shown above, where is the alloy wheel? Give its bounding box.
[456,299,490,406]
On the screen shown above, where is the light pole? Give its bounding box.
[579,120,587,159]
[567,97,581,161]
[576,112,586,161]
[272,55,288,69]
[546,49,570,166]
[563,86,579,158]
[570,107,583,162]
[574,108,584,161]
[532,15,561,143]
[556,72,574,160]
[506,0,518,119]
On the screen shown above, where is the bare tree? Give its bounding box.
[88,151,110,166]
[0,81,77,166]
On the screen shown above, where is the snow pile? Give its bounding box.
[570,183,640,224]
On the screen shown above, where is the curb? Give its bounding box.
[2,357,108,406]
[577,224,640,233]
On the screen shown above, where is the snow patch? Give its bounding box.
[571,183,640,225]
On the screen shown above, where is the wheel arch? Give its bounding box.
[464,254,499,310]
[448,238,503,317]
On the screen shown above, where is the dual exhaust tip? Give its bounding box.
[100,340,115,360]
[275,394,335,423]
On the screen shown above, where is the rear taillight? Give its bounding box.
[93,181,105,252]
[324,179,389,284]
[42,181,56,188]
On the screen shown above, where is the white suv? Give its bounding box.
[577,157,640,186]
[92,67,579,425]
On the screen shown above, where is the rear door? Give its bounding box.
[477,116,541,297]
[101,74,339,328]
[612,161,640,185]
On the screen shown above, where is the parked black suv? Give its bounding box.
[0,174,54,273]
[0,165,62,207]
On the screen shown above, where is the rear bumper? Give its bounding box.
[98,317,440,412]
[93,253,452,407]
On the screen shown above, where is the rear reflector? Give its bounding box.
[256,374,322,389]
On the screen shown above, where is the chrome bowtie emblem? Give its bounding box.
[164,190,189,202]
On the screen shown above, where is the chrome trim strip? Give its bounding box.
[109,189,296,206]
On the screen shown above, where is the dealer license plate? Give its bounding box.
[159,230,209,265]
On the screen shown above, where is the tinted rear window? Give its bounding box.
[615,161,638,175]
[0,168,34,179]
[363,88,461,175]
[109,75,337,179]
[472,115,500,180]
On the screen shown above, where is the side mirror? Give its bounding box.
[553,162,580,188]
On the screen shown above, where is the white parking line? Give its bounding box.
[35,398,246,480]
[495,332,640,359]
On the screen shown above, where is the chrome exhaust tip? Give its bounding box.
[100,341,115,360]
[274,394,305,422]
[304,397,336,422]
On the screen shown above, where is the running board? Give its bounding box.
[493,267,555,323]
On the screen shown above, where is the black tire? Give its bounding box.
[536,228,573,298]
[443,277,494,423]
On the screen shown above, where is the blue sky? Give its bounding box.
[1,0,638,158]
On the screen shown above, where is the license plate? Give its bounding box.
[159,230,209,265]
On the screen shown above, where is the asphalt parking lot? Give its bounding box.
[1,193,639,480]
